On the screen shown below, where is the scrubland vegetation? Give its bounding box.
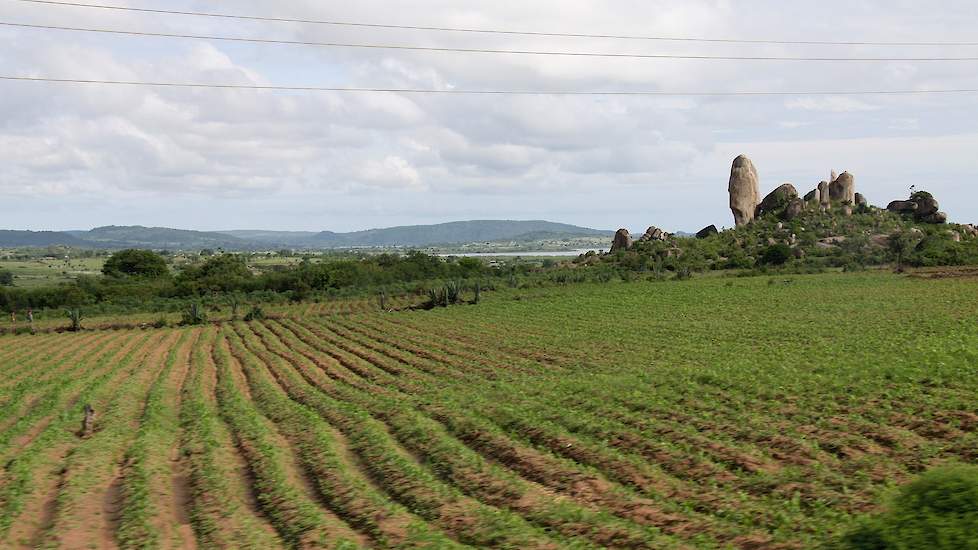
[1,271,976,548]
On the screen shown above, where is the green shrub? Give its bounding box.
[243,305,266,322]
[840,465,978,549]
[181,302,207,326]
[64,308,83,332]
[760,244,792,266]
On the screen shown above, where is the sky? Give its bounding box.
[1,0,977,234]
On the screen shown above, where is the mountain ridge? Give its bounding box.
[1,220,613,250]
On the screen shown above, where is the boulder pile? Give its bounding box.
[637,226,667,242]
[887,192,948,224]
[726,156,865,225]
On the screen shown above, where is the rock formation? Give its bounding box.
[887,193,947,224]
[818,181,831,209]
[637,226,666,242]
[887,200,917,214]
[854,193,868,208]
[696,225,719,239]
[919,211,947,224]
[756,183,799,217]
[829,172,856,204]
[914,196,939,219]
[610,229,632,252]
[804,188,820,203]
[783,198,805,221]
[728,155,760,227]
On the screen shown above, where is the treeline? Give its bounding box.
[0,250,492,313]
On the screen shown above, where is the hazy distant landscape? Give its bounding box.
[2,220,613,251]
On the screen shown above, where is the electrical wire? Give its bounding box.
[4,75,977,96]
[4,21,978,62]
[10,0,978,47]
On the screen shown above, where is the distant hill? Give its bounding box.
[3,221,613,250]
[218,230,319,247]
[77,226,259,250]
[0,230,90,247]
[305,220,613,248]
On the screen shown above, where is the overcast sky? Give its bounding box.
[1,0,977,233]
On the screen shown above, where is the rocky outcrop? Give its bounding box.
[919,211,947,224]
[804,188,820,203]
[855,193,868,207]
[782,198,805,221]
[696,225,718,239]
[818,181,831,208]
[756,183,799,217]
[887,200,917,214]
[728,155,760,227]
[913,196,939,218]
[829,172,856,204]
[888,193,947,224]
[637,226,666,242]
[610,229,632,252]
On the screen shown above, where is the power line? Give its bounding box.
[10,0,978,47]
[4,21,978,62]
[4,75,977,96]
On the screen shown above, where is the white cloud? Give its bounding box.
[0,0,977,231]
[356,156,424,190]
[785,97,880,113]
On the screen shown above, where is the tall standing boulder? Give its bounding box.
[855,193,868,208]
[728,155,760,227]
[610,229,632,252]
[818,181,831,209]
[829,172,856,204]
[755,183,799,218]
[804,188,820,203]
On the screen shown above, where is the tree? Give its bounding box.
[0,270,13,286]
[176,254,253,293]
[102,249,169,278]
[760,243,792,266]
[887,230,915,271]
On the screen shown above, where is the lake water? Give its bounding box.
[440,249,601,258]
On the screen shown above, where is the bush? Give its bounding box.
[760,244,792,266]
[0,270,13,286]
[243,305,265,322]
[840,465,978,549]
[181,302,207,326]
[64,308,83,332]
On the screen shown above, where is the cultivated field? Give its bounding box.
[0,272,976,549]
